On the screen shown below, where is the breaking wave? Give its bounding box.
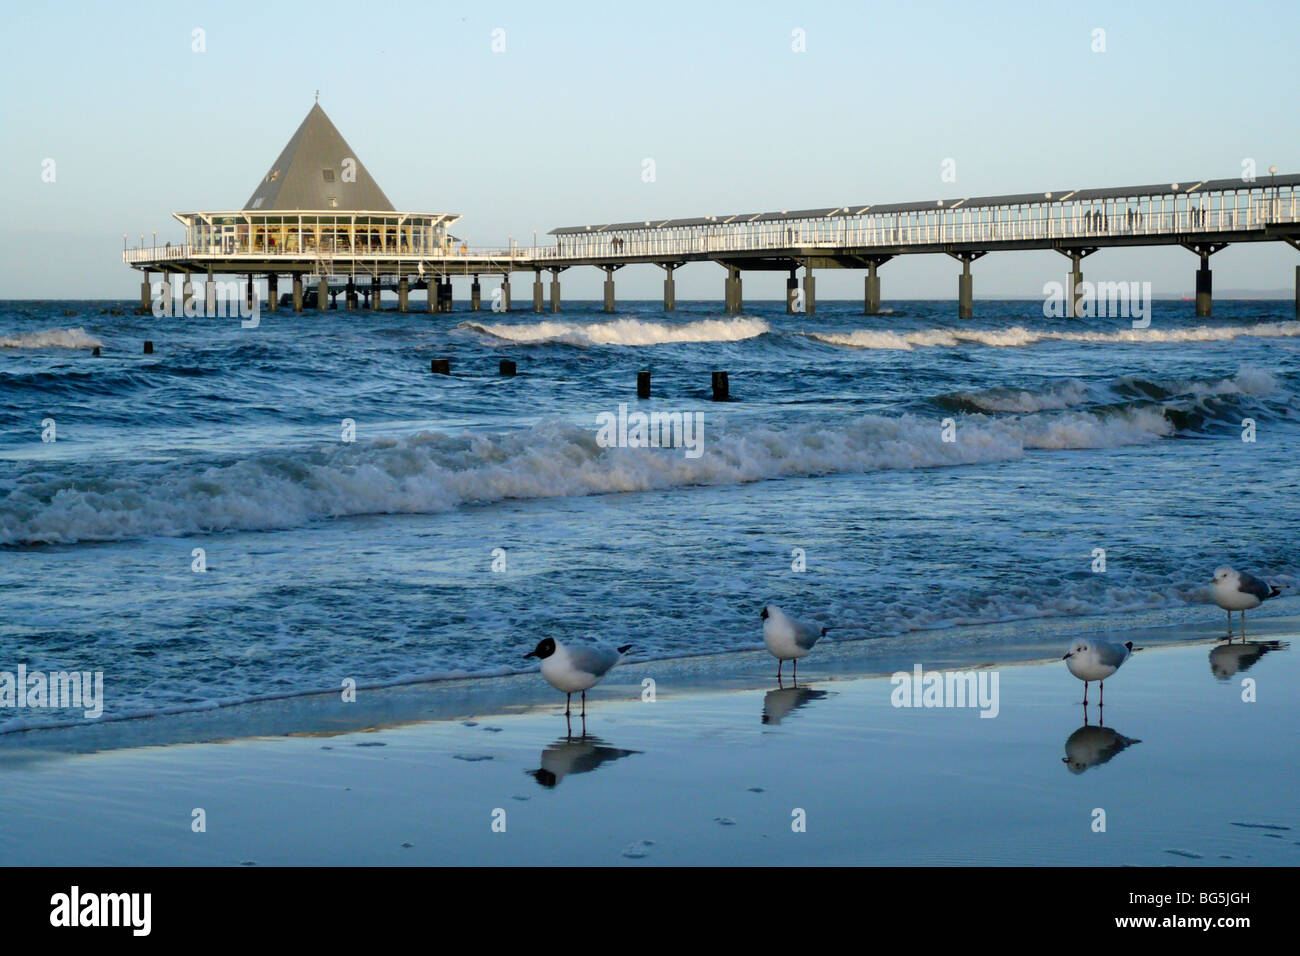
[808,320,1300,350]
[458,316,771,346]
[0,327,102,350]
[1,407,1175,545]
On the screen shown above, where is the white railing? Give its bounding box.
[123,185,1299,268]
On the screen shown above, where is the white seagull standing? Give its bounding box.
[524,638,633,717]
[1063,638,1133,706]
[1211,567,1281,640]
[761,605,828,682]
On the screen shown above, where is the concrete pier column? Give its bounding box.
[427,278,437,313]
[786,271,798,314]
[398,276,409,312]
[316,277,328,312]
[246,275,255,311]
[864,271,880,315]
[663,265,676,312]
[1057,248,1096,319]
[439,280,453,313]
[501,276,511,312]
[1196,255,1213,317]
[346,279,357,310]
[948,252,985,319]
[471,277,482,311]
[533,271,544,313]
[603,267,616,313]
[140,271,152,313]
[182,275,196,315]
[158,276,172,316]
[725,266,743,315]
[802,268,816,316]
[371,276,381,311]
[206,271,218,315]
[549,270,562,313]
[267,274,278,312]
[291,274,302,313]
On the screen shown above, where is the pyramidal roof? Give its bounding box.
[244,103,395,212]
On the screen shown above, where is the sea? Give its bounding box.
[2,297,1297,734]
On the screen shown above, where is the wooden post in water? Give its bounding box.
[499,359,517,376]
[637,370,651,399]
[711,371,729,401]
[431,358,451,374]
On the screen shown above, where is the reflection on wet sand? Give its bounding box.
[762,682,829,725]
[528,729,641,788]
[1209,640,1289,680]
[1062,712,1141,774]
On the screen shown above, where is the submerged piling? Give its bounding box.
[499,359,517,376]
[711,371,729,401]
[431,358,451,375]
[637,370,651,399]
[143,340,154,354]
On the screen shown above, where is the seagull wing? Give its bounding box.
[565,644,622,678]
[1237,572,1274,602]
[1094,641,1130,668]
[793,619,824,650]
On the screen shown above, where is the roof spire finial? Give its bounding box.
[314,89,319,104]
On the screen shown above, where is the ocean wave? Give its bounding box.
[458,316,771,346]
[0,327,103,350]
[0,407,1175,545]
[808,320,1300,350]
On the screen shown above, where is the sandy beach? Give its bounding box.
[2,614,1295,867]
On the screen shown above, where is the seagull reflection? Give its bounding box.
[527,730,641,789]
[1061,716,1141,774]
[1209,640,1288,681]
[761,682,829,725]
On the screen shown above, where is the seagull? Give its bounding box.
[760,605,828,682]
[1211,567,1281,639]
[1062,638,1133,706]
[524,638,633,717]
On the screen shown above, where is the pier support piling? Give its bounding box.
[1296,264,1300,317]
[471,277,482,311]
[637,370,651,399]
[802,268,816,316]
[533,271,544,313]
[603,266,616,313]
[246,275,255,311]
[501,276,511,312]
[206,272,217,315]
[140,271,151,314]
[1057,248,1098,318]
[346,279,357,311]
[371,276,381,311]
[863,257,891,315]
[182,275,196,315]
[550,270,562,313]
[659,263,680,312]
[427,278,437,313]
[158,276,172,316]
[786,271,798,314]
[398,276,409,312]
[724,266,743,315]
[317,277,328,312]
[438,280,453,313]
[1182,243,1226,318]
[267,274,278,312]
[291,274,302,313]
[948,251,985,319]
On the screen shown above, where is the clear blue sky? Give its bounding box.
[2,0,1297,300]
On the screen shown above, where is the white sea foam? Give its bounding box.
[808,320,1300,351]
[0,407,1174,544]
[459,316,770,346]
[0,327,103,349]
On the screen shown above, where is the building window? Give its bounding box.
[322,169,335,182]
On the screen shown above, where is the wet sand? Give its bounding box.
[1,620,1296,866]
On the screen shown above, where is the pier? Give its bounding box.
[124,103,1300,319]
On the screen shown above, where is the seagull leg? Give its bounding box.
[565,693,571,717]
[1082,681,1088,706]
[1241,611,1247,640]
[1227,609,1233,640]
[793,659,798,685]
[1099,681,1104,707]
[581,690,586,718]
[777,660,782,682]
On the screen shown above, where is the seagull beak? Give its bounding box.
[1062,652,1073,659]
[523,651,537,659]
